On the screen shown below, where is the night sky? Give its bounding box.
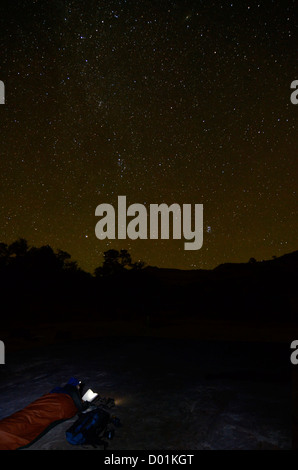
[0,0,297,273]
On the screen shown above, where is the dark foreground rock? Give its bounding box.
[0,337,292,450]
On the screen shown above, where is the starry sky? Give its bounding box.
[0,0,297,273]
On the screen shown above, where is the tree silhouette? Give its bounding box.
[119,249,132,267]
[8,238,29,257]
[94,249,145,277]
[55,249,79,271]
[0,243,9,267]
[0,242,8,258]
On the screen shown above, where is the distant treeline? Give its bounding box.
[0,239,148,325]
[0,239,297,327]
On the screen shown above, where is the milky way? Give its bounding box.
[0,0,297,272]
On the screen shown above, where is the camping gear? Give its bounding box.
[66,407,112,448]
[0,377,83,450]
[65,396,120,448]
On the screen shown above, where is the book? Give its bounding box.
[81,388,99,402]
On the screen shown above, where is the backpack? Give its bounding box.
[66,407,112,448]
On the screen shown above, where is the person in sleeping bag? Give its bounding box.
[0,377,84,450]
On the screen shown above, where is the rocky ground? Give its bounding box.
[0,336,292,450]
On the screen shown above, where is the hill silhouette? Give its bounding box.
[0,239,297,337]
[133,251,298,324]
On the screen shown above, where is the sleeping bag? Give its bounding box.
[0,378,83,450]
